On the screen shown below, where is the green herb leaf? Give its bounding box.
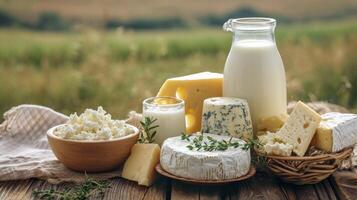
[181,132,191,141]
[182,134,263,152]
[138,117,159,144]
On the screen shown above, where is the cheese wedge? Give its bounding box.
[122,144,160,186]
[157,72,223,133]
[274,101,321,156]
[311,112,357,152]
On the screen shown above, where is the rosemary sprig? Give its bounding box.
[32,176,110,200]
[181,132,191,141]
[138,117,159,144]
[181,133,261,152]
[243,138,263,151]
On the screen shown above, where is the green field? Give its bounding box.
[0,21,356,118]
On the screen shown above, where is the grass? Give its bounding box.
[0,21,356,118]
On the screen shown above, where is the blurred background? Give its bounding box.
[0,0,356,117]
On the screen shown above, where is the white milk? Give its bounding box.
[223,39,287,133]
[143,104,186,146]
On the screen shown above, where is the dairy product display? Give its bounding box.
[157,72,223,133]
[160,133,251,180]
[122,144,161,186]
[311,112,357,152]
[223,18,287,134]
[53,107,135,140]
[273,101,321,156]
[201,97,253,141]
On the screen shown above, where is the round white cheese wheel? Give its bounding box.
[160,133,251,180]
[201,97,253,141]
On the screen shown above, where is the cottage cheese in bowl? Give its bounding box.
[53,106,135,140]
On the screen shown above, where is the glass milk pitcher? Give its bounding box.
[223,18,287,134]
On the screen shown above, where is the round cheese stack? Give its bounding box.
[160,133,251,180]
[201,97,253,140]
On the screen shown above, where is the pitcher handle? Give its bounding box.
[223,19,233,32]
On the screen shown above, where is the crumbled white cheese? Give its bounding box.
[264,142,293,156]
[53,106,134,140]
[258,132,293,156]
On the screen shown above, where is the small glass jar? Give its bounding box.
[142,96,186,145]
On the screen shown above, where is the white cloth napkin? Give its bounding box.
[0,105,142,184]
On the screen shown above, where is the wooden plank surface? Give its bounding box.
[329,171,357,200]
[143,177,167,200]
[199,185,223,200]
[0,179,33,199]
[228,172,288,200]
[0,171,356,200]
[170,180,200,200]
[314,179,337,200]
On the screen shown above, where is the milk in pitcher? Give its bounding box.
[223,18,287,134]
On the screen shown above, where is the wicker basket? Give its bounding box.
[263,148,353,185]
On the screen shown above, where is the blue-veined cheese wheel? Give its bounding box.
[201,97,253,141]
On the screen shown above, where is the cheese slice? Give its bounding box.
[157,72,223,133]
[122,144,160,186]
[201,97,253,141]
[160,133,251,180]
[274,101,321,156]
[311,112,357,152]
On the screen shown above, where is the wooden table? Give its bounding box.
[0,170,356,200]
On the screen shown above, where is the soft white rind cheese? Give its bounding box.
[201,97,253,141]
[53,107,134,140]
[160,134,251,180]
[312,112,357,152]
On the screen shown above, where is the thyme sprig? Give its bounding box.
[138,117,159,144]
[181,133,261,152]
[32,176,110,200]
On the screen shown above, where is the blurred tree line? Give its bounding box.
[1,7,356,31]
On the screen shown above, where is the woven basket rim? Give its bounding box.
[262,147,353,161]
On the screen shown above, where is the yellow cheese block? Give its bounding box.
[257,114,289,134]
[157,72,223,133]
[122,144,160,186]
[311,126,333,152]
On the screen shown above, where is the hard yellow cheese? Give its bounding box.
[157,72,223,133]
[122,144,160,186]
[273,101,321,156]
[257,114,289,134]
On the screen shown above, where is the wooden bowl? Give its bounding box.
[47,124,139,173]
[262,148,353,185]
